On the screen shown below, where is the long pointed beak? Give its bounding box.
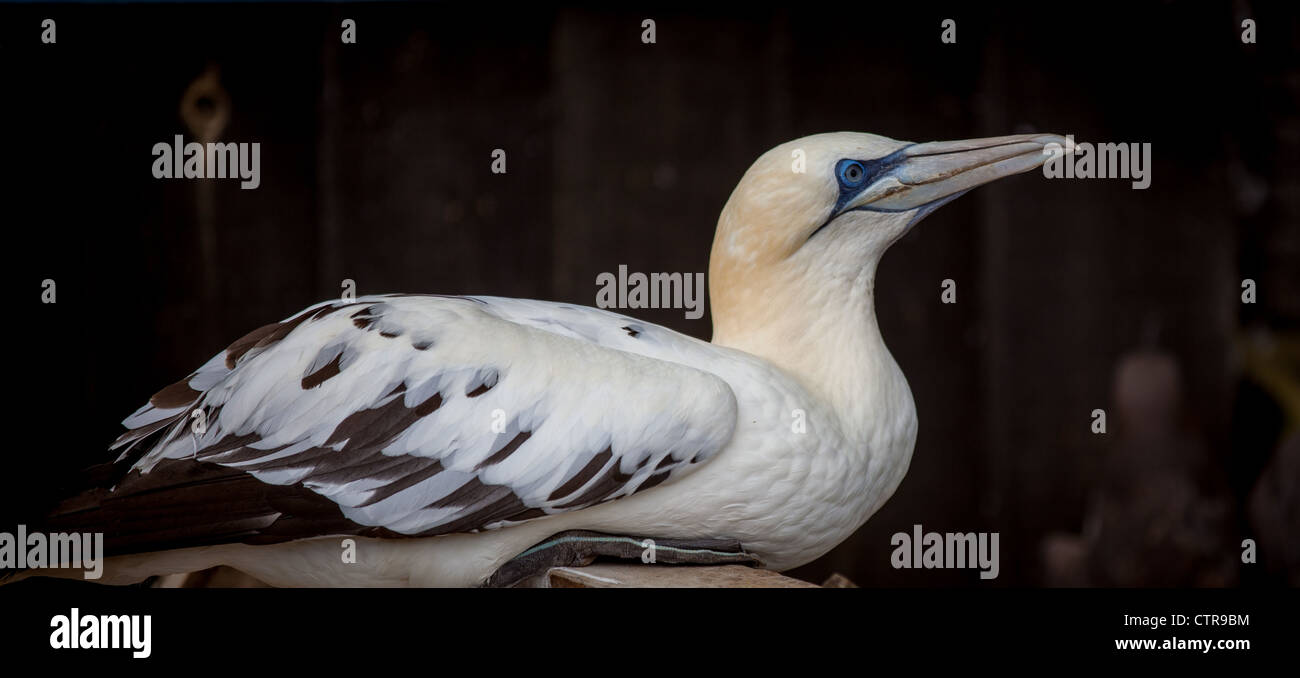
[843,133,1069,213]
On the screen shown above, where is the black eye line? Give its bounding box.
[808,145,917,242]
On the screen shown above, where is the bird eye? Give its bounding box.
[839,160,866,186]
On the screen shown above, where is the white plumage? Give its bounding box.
[27,131,1067,586]
[127,296,741,531]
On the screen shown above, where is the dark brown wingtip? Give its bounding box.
[301,353,344,389]
[148,378,202,409]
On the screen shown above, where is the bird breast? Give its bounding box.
[546,347,918,572]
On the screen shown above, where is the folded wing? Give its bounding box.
[55,295,737,552]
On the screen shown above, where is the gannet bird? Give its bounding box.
[23,131,1067,587]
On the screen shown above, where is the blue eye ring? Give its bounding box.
[838,160,866,186]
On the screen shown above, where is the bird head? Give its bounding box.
[710,131,1066,344]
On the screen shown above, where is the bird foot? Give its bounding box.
[484,530,761,588]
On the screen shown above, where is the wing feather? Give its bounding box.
[63,295,737,552]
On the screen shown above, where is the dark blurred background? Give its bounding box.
[3,1,1297,587]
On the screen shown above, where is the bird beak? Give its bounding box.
[842,133,1070,214]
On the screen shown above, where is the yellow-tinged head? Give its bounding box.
[709,131,1067,346]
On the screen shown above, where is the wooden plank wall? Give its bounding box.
[8,2,1297,586]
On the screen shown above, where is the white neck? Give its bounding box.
[710,260,916,454]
